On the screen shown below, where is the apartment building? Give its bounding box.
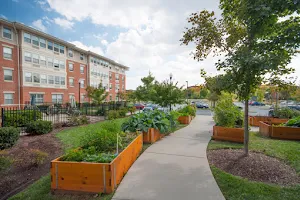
[0,18,129,107]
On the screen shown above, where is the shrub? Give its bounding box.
[127,106,136,115]
[273,107,300,119]
[30,149,48,166]
[0,156,13,172]
[285,116,300,127]
[0,127,20,150]
[213,94,243,128]
[118,108,128,117]
[25,121,53,135]
[107,110,120,120]
[3,110,42,127]
[67,115,90,126]
[178,105,196,117]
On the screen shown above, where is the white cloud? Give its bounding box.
[0,14,7,19]
[101,40,108,46]
[54,17,74,29]
[46,0,300,89]
[32,19,47,32]
[70,41,104,56]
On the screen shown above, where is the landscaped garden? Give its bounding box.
[1,103,192,200]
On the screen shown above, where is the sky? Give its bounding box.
[0,0,299,89]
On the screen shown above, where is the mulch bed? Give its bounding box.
[0,128,65,200]
[207,149,300,186]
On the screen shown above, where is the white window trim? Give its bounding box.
[2,66,14,70]
[2,26,13,41]
[2,44,14,48]
[51,92,64,95]
[3,91,15,93]
[29,92,45,94]
[69,93,75,95]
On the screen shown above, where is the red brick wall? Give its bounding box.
[21,87,67,103]
[0,41,19,106]
[108,72,126,101]
[66,60,87,103]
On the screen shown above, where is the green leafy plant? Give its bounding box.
[0,127,20,150]
[3,110,42,127]
[67,115,90,126]
[122,110,171,134]
[178,105,196,117]
[25,121,53,135]
[273,107,300,119]
[83,153,116,163]
[0,155,13,172]
[127,106,136,115]
[284,116,300,127]
[118,108,128,117]
[213,93,243,128]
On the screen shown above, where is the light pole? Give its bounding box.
[78,81,81,107]
[186,81,188,102]
[169,73,173,111]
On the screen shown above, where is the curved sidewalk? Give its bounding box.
[112,115,225,200]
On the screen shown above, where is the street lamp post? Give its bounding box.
[169,73,173,111]
[79,81,81,108]
[186,81,188,102]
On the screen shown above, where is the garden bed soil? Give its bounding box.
[0,128,64,200]
[207,149,300,186]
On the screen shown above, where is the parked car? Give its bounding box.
[134,103,145,110]
[249,101,265,106]
[288,105,300,111]
[196,102,209,109]
[146,103,158,110]
[143,106,154,112]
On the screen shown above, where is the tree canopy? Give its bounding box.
[86,83,108,104]
[181,0,300,155]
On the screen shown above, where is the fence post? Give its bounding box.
[1,108,4,127]
[33,108,37,121]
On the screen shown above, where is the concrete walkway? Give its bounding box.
[112,116,225,200]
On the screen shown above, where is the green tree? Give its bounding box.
[86,83,108,104]
[181,1,300,155]
[199,88,208,99]
[152,81,185,110]
[135,72,155,102]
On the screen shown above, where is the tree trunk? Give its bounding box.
[244,99,249,156]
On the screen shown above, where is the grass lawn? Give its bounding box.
[208,132,300,200]
[9,119,187,200]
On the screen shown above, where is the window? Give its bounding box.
[55,76,60,85]
[109,83,112,90]
[32,35,39,46]
[48,75,54,84]
[80,53,84,60]
[59,61,65,69]
[116,74,119,80]
[116,84,119,92]
[47,58,53,67]
[109,72,112,80]
[4,93,13,104]
[40,56,46,66]
[33,73,40,83]
[53,59,59,69]
[41,74,47,84]
[48,41,53,50]
[68,49,73,57]
[81,95,85,102]
[4,69,13,81]
[30,94,44,104]
[24,52,32,62]
[60,77,65,85]
[122,76,125,81]
[80,80,84,88]
[59,45,64,54]
[69,63,74,71]
[80,65,84,74]
[25,72,32,82]
[122,85,125,91]
[109,94,112,101]
[69,78,74,87]
[3,47,12,59]
[3,27,12,39]
[32,54,39,64]
[24,33,31,43]
[40,38,46,48]
[54,43,59,52]
[52,94,63,104]
[69,94,75,103]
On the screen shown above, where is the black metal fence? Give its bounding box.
[1,101,127,129]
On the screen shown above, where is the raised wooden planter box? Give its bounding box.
[212,126,244,143]
[143,128,164,143]
[178,116,191,124]
[249,116,288,127]
[51,134,143,194]
[259,121,300,140]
